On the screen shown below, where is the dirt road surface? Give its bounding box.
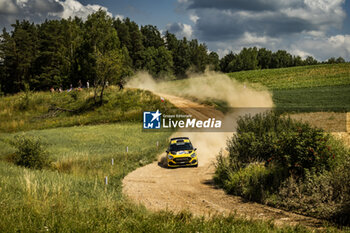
[122,94,323,228]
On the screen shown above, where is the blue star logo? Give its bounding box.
[143,110,162,129]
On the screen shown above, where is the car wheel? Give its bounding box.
[165,161,170,168]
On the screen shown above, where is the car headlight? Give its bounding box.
[168,155,174,160]
[191,153,196,158]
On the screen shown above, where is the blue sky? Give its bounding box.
[344,1,350,33]
[79,0,190,28]
[1,0,350,60]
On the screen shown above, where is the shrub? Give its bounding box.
[226,163,277,201]
[17,92,31,111]
[228,111,336,178]
[10,135,51,169]
[215,153,285,202]
[16,83,32,111]
[69,91,79,101]
[275,156,350,225]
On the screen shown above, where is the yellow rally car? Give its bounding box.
[165,137,198,168]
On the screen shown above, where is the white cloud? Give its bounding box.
[0,0,18,14]
[216,48,231,58]
[213,32,281,58]
[189,14,199,23]
[238,32,281,45]
[114,14,124,20]
[54,0,112,19]
[182,24,193,38]
[166,22,193,39]
[0,0,119,29]
[177,0,349,60]
[305,30,326,37]
[0,0,63,28]
[211,32,350,61]
[286,34,350,61]
[289,48,312,59]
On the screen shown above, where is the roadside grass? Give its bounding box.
[0,123,313,232]
[0,86,177,133]
[0,161,311,232]
[0,123,171,180]
[227,63,350,112]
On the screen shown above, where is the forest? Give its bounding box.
[0,9,347,95]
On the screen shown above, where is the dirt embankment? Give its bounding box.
[122,94,323,228]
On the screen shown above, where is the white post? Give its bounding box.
[126,146,128,153]
[104,176,108,185]
[111,158,114,165]
[156,141,159,148]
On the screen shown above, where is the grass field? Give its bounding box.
[227,63,350,111]
[0,65,348,232]
[0,123,315,232]
[0,87,317,232]
[0,87,177,133]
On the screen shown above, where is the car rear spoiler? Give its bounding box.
[170,137,189,141]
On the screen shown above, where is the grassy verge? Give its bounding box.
[0,86,177,133]
[0,123,312,232]
[227,63,350,111]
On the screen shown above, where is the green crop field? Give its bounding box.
[228,63,350,111]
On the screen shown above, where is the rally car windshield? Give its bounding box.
[169,143,193,151]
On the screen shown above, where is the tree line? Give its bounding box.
[0,10,213,96]
[0,9,347,96]
[219,47,346,73]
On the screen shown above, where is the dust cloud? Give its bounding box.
[126,70,273,108]
[126,71,274,166]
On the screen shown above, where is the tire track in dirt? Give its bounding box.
[122,94,323,228]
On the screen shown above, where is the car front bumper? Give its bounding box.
[167,157,198,167]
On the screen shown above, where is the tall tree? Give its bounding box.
[114,18,145,69]
[84,10,120,54]
[188,39,208,73]
[173,38,191,77]
[228,55,243,72]
[220,52,236,73]
[95,49,132,103]
[304,56,318,65]
[0,29,17,93]
[271,50,293,68]
[257,48,272,69]
[140,25,164,48]
[0,21,38,93]
[164,31,178,51]
[293,55,303,66]
[35,20,70,89]
[239,47,258,70]
[139,46,173,78]
[113,18,131,51]
[61,17,84,87]
[336,57,345,63]
[80,9,125,103]
[207,51,220,71]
